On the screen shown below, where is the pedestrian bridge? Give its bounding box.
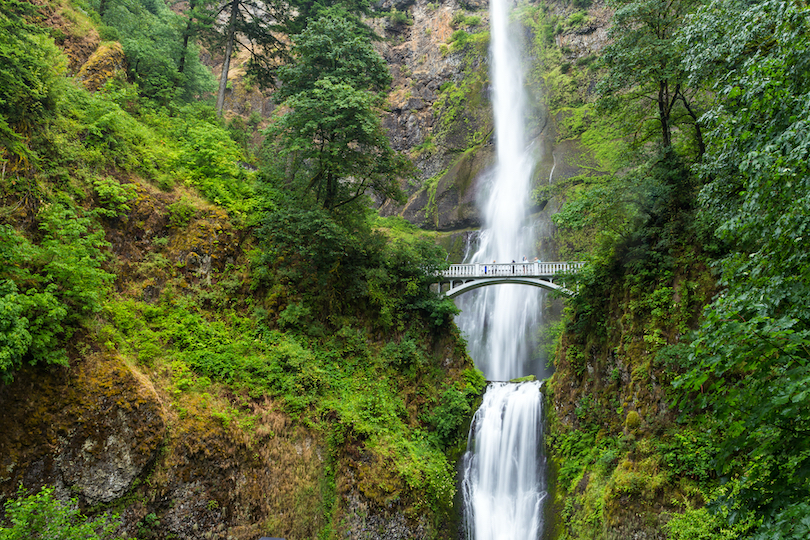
[437,261,585,298]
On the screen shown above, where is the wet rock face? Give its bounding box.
[0,356,165,506]
[372,0,615,234]
[342,492,429,540]
[57,408,160,505]
[371,0,495,230]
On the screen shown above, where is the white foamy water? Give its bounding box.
[454,0,545,382]
[461,382,546,540]
[458,0,549,538]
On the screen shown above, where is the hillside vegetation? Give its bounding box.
[0,0,483,538]
[528,0,810,538]
[2,0,809,538]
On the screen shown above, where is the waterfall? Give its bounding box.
[454,0,546,381]
[462,383,546,540]
[457,0,549,538]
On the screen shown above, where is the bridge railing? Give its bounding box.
[440,261,585,279]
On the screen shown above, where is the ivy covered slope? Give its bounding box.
[537,0,810,538]
[0,1,483,539]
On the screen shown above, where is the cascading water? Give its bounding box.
[454,0,545,381]
[458,0,548,538]
[461,383,545,540]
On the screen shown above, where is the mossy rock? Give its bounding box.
[78,42,126,92]
[624,410,641,430]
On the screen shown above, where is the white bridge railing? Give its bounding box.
[439,261,585,279]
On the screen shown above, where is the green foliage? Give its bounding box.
[451,13,481,28]
[0,205,112,383]
[0,0,471,530]
[0,0,65,166]
[423,370,485,449]
[386,7,413,26]
[265,14,411,211]
[0,485,129,540]
[98,0,214,104]
[566,11,588,28]
[107,279,464,515]
[431,54,490,150]
[598,0,705,155]
[166,198,196,228]
[666,505,758,540]
[92,177,136,218]
[667,2,810,537]
[252,205,456,329]
[446,28,489,53]
[657,428,715,481]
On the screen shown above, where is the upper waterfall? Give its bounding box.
[454,0,545,381]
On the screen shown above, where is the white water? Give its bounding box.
[462,383,546,540]
[454,0,545,381]
[458,0,548,538]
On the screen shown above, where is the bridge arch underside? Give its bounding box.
[441,278,568,298]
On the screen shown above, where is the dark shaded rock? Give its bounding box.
[393,142,494,231]
[0,355,165,506]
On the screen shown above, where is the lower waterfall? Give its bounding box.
[461,382,546,540]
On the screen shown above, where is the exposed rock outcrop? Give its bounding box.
[78,42,126,92]
[0,355,165,506]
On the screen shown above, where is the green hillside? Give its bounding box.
[0,0,479,538]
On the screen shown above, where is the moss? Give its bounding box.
[624,410,641,430]
[77,42,126,92]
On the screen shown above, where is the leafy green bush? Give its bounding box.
[0,205,112,382]
[0,485,129,539]
[166,198,196,228]
[451,13,481,28]
[387,7,413,26]
[99,0,214,103]
[0,0,66,166]
[424,376,483,449]
[92,177,136,218]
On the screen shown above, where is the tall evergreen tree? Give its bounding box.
[265,14,412,211]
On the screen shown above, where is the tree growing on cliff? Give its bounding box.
[264,13,412,211]
[210,0,288,115]
[209,0,376,115]
[597,0,705,158]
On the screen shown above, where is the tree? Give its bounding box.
[177,0,214,76]
[598,0,705,157]
[674,1,810,537]
[266,14,412,211]
[99,0,215,103]
[209,0,288,115]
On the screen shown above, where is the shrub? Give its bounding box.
[0,204,112,382]
[0,485,127,539]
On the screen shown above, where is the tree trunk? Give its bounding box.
[679,92,705,158]
[178,0,197,74]
[216,0,239,116]
[658,81,672,148]
[324,171,337,211]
